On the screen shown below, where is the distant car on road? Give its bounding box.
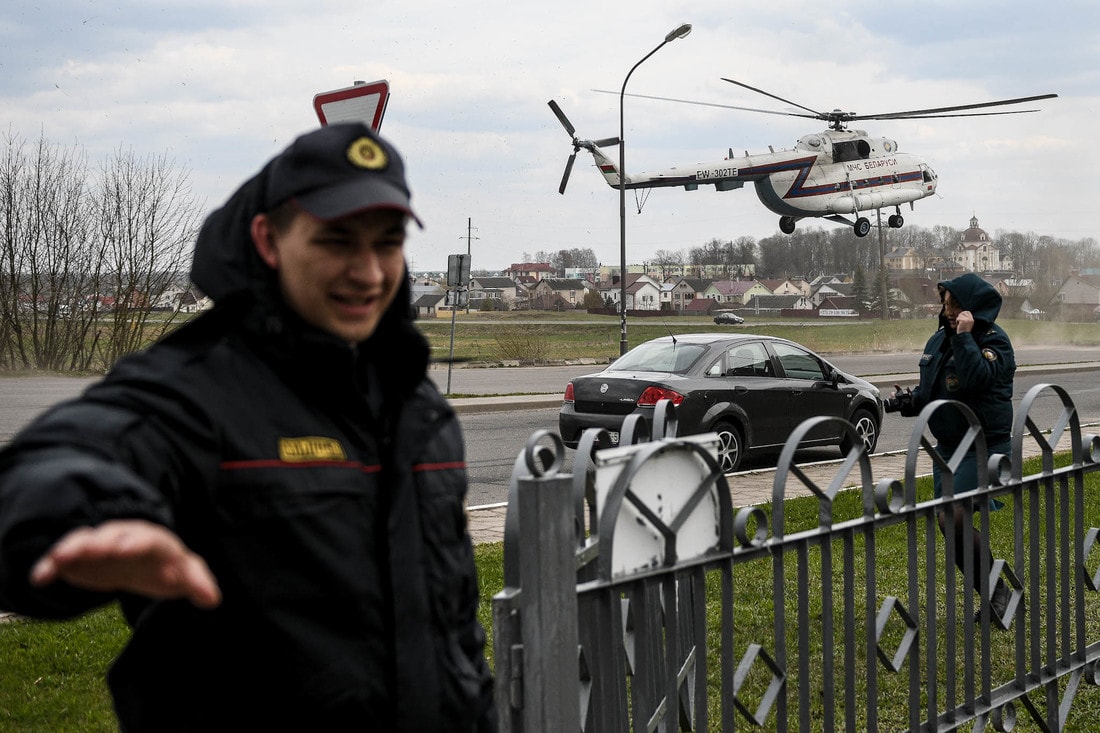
[713,311,745,324]
[558,333,884,472]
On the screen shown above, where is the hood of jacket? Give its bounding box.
[186,158,427,395]
[937,273,1002,331]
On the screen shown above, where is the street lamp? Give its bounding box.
[618,22,691,356]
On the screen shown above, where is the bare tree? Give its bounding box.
[0,131,201,372]
[92,147,199,366]
[0,131,97,370]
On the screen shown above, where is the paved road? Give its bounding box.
[428,345,1100,396]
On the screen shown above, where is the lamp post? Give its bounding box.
[618,22,692,356]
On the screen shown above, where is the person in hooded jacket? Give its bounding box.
[0,123,496,731]
[890,272,1015,622]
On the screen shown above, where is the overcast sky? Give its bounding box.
[3,1,1096,272]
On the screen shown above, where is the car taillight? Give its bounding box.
[563,382,574,402]
[637,386,685,406]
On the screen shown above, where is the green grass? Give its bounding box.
[414,312,1100,364]
[0,607,128,731]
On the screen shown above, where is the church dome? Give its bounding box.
[962,214,990,244]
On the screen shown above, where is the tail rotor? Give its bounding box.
[547,100,619,194]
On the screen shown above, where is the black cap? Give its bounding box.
[264,122,422,227]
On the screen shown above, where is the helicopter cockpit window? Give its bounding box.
[832,139,871,163]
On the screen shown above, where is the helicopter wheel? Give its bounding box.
[854,217,871,237]
[888,214,904,228]
[779,216,796,234]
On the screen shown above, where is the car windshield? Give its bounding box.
[608,340,707,373]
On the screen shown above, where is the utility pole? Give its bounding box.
[461,217,479,313]
[877,209,889,320]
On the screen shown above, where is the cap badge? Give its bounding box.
[347,137,387,170]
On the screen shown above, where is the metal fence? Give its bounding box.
[491,384,1100,731]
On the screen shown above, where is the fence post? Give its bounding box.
[511,439,580,732]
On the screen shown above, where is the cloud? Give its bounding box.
[1,0,1094,270]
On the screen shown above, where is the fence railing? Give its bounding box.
[491,383,1100,731]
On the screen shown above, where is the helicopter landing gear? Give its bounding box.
[888,208,904,228]
[779,216,797,234]
[854,217,871,237]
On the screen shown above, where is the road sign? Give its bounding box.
[446,253,471,288]
[313,80,390,131]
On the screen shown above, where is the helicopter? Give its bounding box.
[548,79,1057,237]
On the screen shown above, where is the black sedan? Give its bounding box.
[559,333,884,472]
[713,311,745,324]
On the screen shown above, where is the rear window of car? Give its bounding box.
[609,341,707,373]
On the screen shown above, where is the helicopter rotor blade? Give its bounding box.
[853,93,1058,121]
[591,136,621,148]
[558,152,577,195]
[720,77,825,118]
[547,99,576,137]
[870,109,1047,121]
[591,89,819,121]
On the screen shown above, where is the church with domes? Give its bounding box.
[953,215,1005,272]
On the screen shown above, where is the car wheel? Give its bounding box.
[714,421,743,473]
[840,408,879,455]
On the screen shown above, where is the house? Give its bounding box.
[756,278,803,297]
[469,276,520,309]
[666,277,711,312]
[744,294,811,314]
[892,276,939,311]
[702,280,769,305]
[810,281,853,307]
[175,288,212,313]
[412,292,447,318]
[1049,273,1100,322]
[884,246,923,272]
[817,295,859,316]
[627,277,662,311]
[598,273,661,311]
[529,278,590,310]
[683,297,719,315]
[504,262,555,282]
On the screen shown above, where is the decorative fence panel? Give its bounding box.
[492,384,1100,731]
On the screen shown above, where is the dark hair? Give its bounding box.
[265,199,302,234]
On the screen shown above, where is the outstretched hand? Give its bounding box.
[30,519,222,609]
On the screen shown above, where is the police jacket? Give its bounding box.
[904,273,1016,448]
[0,161,496,732]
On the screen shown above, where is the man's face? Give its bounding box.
[252,206,407,343]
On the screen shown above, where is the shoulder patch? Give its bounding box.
[982,348,997,361]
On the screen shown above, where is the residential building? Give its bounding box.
[529,278,591,310]
[1049,273,1100,322]
[469,276,520,308]
[666,277,711,312]
[504,262,555,282]
[702,279,771,305]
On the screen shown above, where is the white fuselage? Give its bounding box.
[588,128,938,219]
